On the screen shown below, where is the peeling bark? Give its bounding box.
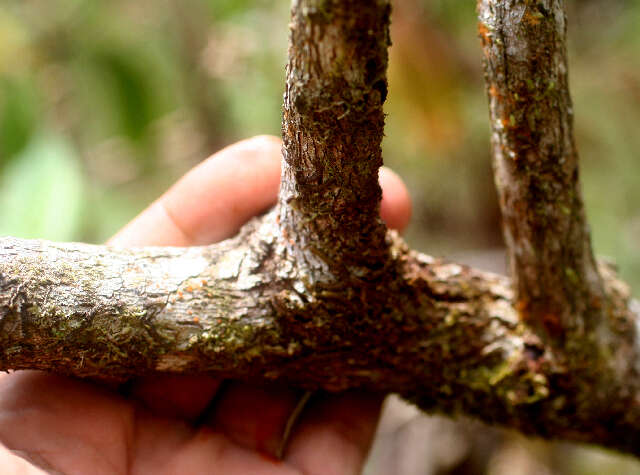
[1,0,640,459]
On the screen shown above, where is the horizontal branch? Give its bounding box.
[2,213,640,455]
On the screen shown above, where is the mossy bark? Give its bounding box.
[477,0,604,339]
[476,0,640,454]
[279,0,391,276]
[1,0,640,459]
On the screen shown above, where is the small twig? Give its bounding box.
[276,391,314,459]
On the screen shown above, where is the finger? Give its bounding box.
[379,166,412,233]
[204,382,305,458]
[108,135,283,247]
[0,372,299,474]
[108,137,412,247]
[109,136,283,417]
[0,371,134,474]
[132,419,300,475]
[284,391,384,475]
[124,375,222,422]
[0,443,48,475]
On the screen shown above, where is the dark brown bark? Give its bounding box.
[478,0,604,340]
[1,0,640,459]
[2,229,640,455]
[279,0,391,274]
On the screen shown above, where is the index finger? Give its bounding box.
[108,135,283,247]
[108,135,411,247]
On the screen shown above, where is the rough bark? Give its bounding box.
[1,0,640,459]
[2,226,640,454]
[279,0,391,273]
[477,0,604,339]
[475,5,640,454]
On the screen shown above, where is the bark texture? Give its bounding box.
[279,0,391,275]
[478,0,604,339]
[1,0,640,459]
[2,228,640,454]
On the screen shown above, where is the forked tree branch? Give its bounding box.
[1,0,640,458]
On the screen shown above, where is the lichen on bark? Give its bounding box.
[1,0,640,459]
[477,0,605,339]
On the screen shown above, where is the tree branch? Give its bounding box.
[279,0,391,274]
[1,0,640,459]
[2,227,640,454]
[477,0,605,339]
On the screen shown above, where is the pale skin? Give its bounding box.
[0,136,412,475]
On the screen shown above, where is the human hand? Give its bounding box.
[0,136,411,474]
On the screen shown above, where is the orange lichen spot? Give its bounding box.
[526,15,540,26]
[525,11,543,26]
[478,22,491,44]
[193,316,199,323]
[519,299,566,338]
[186,286,193,292]
[516,299,530,322]
[489,85,499,98]
[201,279,207,286]
[177,291,183,299]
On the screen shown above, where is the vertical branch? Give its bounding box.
[278,0,391,274]
[477,0,605,338]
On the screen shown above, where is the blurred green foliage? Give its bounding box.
[1,0,640,472]
[0,0,288,242]
[0,133,83,240]
[0,77,39,163]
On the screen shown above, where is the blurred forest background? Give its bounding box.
[1,0,639,473]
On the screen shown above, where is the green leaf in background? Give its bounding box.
[93,50,156,142]
[0,77,39,166]
[0,133,84,241]
[205,0,255,20]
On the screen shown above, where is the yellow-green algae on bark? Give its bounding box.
[1,0,640,459]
